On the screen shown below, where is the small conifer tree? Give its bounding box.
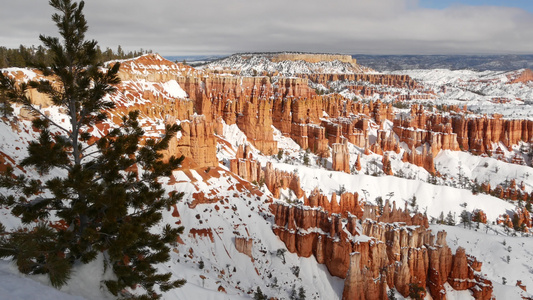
[446,211,456,226]
[254,286,267,300]
[0,0,185,298]
[0,85,14,117]
[460,210,471,228]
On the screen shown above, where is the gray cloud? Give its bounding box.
[1,0,533,55]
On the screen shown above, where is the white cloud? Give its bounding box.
[1,0,532,55]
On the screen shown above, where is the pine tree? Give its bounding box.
[0,0,185,298]
[460,210,471,228]
[409,195,418,213]
[254,287,267,300]
[303,149,310,166]
[298,286,306,300]
[446,211,455,226]
[387,289,397,300]
[0,83,14,117]
[438,211,445,224]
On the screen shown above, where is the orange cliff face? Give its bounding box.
[509,68,533,84]
[396,104,533,156]
[271,201,492,300]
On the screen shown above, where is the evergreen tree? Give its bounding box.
[298,286,306,300]
[0,83,14,117]
[387,289,397,300]
[0,0,185,298]
[254,287,267,300]
[446,211,455,226]
[303,149,310,166]
[409,195,418,213]
[408,283,425,300]
[438,211,445,224]
[460,210,471,228]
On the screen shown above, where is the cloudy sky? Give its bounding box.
[1,0,533,56]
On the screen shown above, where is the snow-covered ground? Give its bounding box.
[388,69,533,120]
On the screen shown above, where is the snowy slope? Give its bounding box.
[388,69,533,120]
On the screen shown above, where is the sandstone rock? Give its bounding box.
[272,203,492,300]
[331,140,350,173]
[235,237,253,260]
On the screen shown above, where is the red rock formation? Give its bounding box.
[116,53,193,82]
[235,237,253,260]
[395,105,533,159]
[402,144,436,174]
[272,202,492,300]
[509,69,533,84]
[516,280,527,292]
[170,115,218,168]
[263,162,304,199]
[331,140,350,173]
[189,228,214,242]
[354,154,362,172]
[306,189,363,218]
[472,209,488,224]
[382,154,393,176]
[497,208,533,231]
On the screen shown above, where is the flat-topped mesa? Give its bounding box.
[204,52,369,76]
[270,53,357,65]
[271,202,492,300]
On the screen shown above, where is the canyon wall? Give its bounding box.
[272,201,493,300]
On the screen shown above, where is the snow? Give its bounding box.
[0,261,86,300]
[388,69,533,120]
[1,67,38,81]
[162,79,188,98]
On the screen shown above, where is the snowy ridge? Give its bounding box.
[353,54,533,72]
[388,69,533,120]
[202,53,368,76]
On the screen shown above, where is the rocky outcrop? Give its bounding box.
[270,53,358,65]
[229,147,304,199]
[497,208,533,231]
[300,73,421,89]
[396,104,533,158]
[401,144,436,175]
[272,202,493,300]
[331,140,350,173]
[170,115,218,168]
[177,75,293,155]
[382,154,393,175]
[509,69,533,84]
[235,237,253,260]
[304,189,363,218]
[264,162,304,199]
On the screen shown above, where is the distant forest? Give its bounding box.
[0,45,151,68]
